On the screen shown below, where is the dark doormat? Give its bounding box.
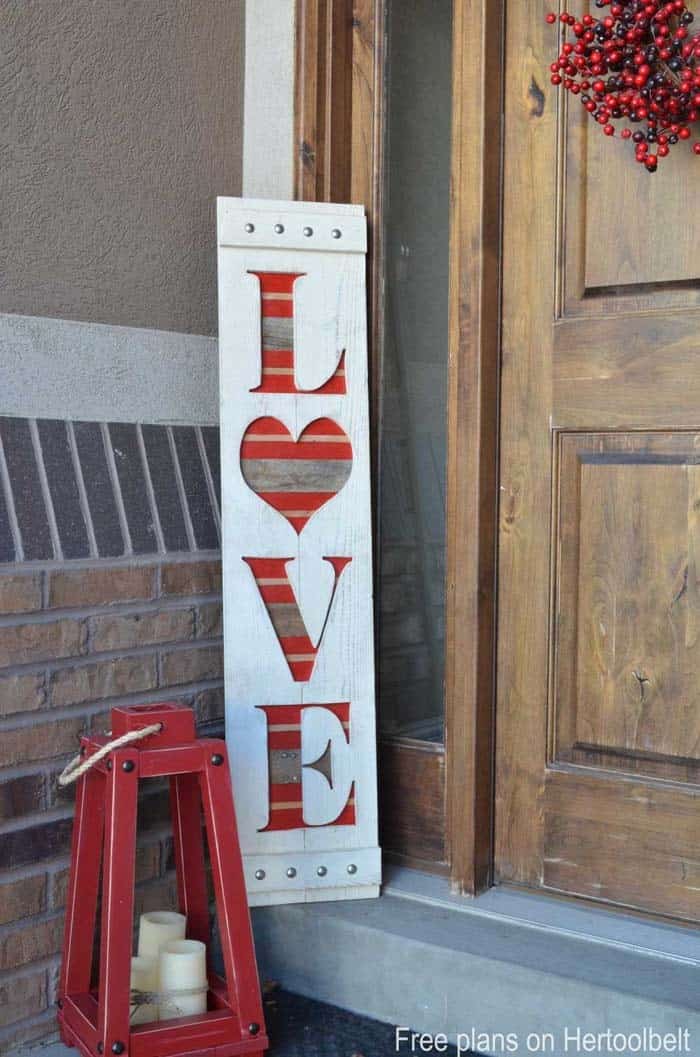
[265,988,468,1057]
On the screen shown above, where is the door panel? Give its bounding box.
[555,433,700,784]
[582,133,699,291]
[563,80,700,315]
[497,1,700,921]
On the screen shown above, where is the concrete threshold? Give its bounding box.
[252,866,700,1057]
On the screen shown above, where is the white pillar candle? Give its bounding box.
[137,911,186,960]
[130,955,159,1024]
[158,939,208,1020]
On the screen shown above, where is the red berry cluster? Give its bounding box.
[546,0,700,171]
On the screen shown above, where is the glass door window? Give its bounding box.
[378,0,453,745]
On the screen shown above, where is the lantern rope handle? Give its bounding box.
[58,723,163,787]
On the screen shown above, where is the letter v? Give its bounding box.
[243,557,351,682]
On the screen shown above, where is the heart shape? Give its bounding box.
[240,416,353,533]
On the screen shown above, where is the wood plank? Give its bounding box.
[544,814,700,921]
[545,767,700,841]
[349,0,382,218]
[495,0,554,886]
[443,0,503,896]
[380,740,447,869]
[348,0,385,520]
[553,312,700,428]
[561,746,700,785]
[295,0,330,202]
[294,0,354,205]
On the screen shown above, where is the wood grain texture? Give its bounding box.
[295,0,329,202]
[444,0,503,894]
[379,739,447,870]
[240,415,353,532]
[553,312,700,428]
[498,1,700,921]
[543,770,700,922]
[348,0,385,504]
[561,89,700,318]
[583,123,699,290]
[294,0,353,204]
[496,0,553,886]
[555,433,700,783]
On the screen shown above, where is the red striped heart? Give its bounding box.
[240,416,353,533]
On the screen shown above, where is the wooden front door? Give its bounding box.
[496,2,700,921]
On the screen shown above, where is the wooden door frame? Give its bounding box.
[445,0,504,894]
[293,0,504,894]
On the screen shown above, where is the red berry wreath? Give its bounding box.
[546,1,700,171]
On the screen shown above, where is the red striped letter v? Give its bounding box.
[243,557,351,682]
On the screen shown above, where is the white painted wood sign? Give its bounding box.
[217,197,380,905]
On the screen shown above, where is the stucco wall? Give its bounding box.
[0,0,245,336]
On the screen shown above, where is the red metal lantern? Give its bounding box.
[58,702,268,1057]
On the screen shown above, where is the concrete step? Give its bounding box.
[252,867,700,1057]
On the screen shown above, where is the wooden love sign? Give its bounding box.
[217,198,380,905]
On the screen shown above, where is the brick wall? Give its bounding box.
[0,417,226,1049]
[0,556,224,1048]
